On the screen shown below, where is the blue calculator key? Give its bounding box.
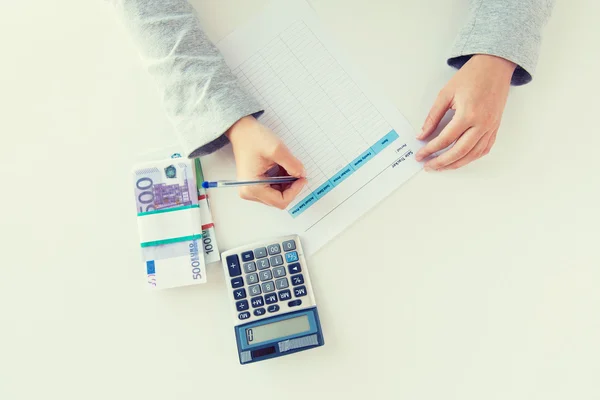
[236,300,249,311]
[259,270,273,281]
[270,255,284,266]
[285,251,299,263]
[288,300,302,308]
[251,296,264,308]
[233,288,247,299]
[288,262,302,274]
[278,289,292,301]
[268,244,281,255]
[293,286,307,297]
[231,277,244,288]
[254,247,267,258]
[282,240,296,252]
[241,251,254,262]
[238,311,251,320]
[226,255,242,277]
[264,293,278,304]
[247,273,259,284]
[291,274,304,286]
[257,258,270,270]
[253,308,266,317]
[275,277,289,289]
[267,305,280,313]
[243,262,256,273]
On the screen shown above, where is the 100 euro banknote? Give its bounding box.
[133,159,206,289]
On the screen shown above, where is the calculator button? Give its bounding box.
[282,240,296,251]
[275,277,289,289]
[262,281,275,293]
[285,251,299,263]
[270,255,284,267]
[254,247,267,258]
[264,293,278,304]
[249,285,262,296]
[233,288,247,299]
[251,296,264,308]
[267,305,280,313]
[293,286,307,297]
[254,308,266,317]
[288,262,302,274]
[238,311,251,320]
[267,244,281,255]
[226,255,242,277]
[291,274,304,286]
[273,266,286,278]
[288,300,302,308]
[247,273,259,284]
[257,258,270,270]
[278,289,292,301]
[243,262,256,273]
[231,277,244,288]
[241,251,254,262]
[236,300,249,311]
[259,270,273,282]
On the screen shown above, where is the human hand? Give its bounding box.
[226,116,307,209]
[416,54,516,171]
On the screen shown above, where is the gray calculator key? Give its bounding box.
[254,247,267,258]
[270,255,284,266]
[272,266,286,278]
[275,277,289,289]
[267,244,281,255]
[256,258,270,270]
[248,285,262,296]
[259,270,273,282]
[282,240,296,251]
[243,262,256,273]
[262,281,276,293]
[247,273,259,284]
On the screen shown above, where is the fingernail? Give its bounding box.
[424,166,435,172]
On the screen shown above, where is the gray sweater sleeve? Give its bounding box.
[109,0,263,158]
[448,0,555,85]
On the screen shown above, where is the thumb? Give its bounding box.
[269,143,306,178]
[419,90,451,140]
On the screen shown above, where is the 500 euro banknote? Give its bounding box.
[133,159,206,289]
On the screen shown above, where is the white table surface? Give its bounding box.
[1,0,599,399]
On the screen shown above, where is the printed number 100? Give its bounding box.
[202,230,213,254]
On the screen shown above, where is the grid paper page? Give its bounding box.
[212,0,423,255]
[234,21,392,202]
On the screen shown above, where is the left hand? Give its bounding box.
[415,54,516,171]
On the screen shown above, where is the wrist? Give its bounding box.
[226,115,257,142]
[471,54,517,79]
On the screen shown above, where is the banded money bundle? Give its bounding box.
[133,159,207,289]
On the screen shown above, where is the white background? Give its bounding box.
[1,0,599,399]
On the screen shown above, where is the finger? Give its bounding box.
[281,178,307,204]
[244,179,306,210]
[269,143,306,178]
[418,90,452,140]
[415,115,470,162]
[436,130,492,171]
[424,127,484,171]
[484,129,498,155]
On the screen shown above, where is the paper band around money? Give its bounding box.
[137,205,202,248]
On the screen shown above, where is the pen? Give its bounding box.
[202,176,299,189]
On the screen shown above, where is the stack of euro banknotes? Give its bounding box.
[132,153,219,289]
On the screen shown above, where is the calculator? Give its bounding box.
[221,235,324,364]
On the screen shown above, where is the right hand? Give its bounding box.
[226,116,307,209]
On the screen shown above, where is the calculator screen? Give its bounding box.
[246,315,310,345]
